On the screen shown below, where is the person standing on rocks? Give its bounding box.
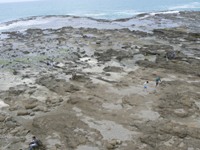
[29,136,39,150]
[155,76,161,87]
[143,81,149,92]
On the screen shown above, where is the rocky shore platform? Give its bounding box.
[0,11,200,150]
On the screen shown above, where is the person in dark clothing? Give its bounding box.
[29,136,39,150]
[155,77,161,87]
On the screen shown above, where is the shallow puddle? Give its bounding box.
[0,99,9,108]
[0,72,23,91]
[135,110,160,121]
[102,103,122,110]
[82,116,138,141]
[76,145,99,150]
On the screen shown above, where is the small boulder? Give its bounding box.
[25,103,37,110]
[17,110,30,116]
[0,114,6,122]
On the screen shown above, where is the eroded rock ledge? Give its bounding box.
[0,11,199,150]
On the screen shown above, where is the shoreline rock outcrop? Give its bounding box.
[0,11,199,150]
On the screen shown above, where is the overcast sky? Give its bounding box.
[0,0,40,3]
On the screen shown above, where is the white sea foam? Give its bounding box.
[138,10,179,19]
[150,10,180,16]
[0,14,181,34]
[0,16,119,32]
[76,13,107,18]
[68,10,141,19]
[0,18,49,31]
[115,10,141,16]
[0,0,199,24]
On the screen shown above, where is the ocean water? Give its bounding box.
[0,0,200,23]
[0,0,199,33]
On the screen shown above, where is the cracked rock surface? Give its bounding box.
[0,11,200,150]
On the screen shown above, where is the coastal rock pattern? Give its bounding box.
[0,11,199,150]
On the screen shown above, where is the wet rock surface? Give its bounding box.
[0,11,200,150]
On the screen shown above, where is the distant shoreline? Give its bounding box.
[0,11,199,35]
[0,6,200,149]
[0,10,183,24]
